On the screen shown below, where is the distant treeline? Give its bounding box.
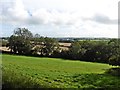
[1,28,120,66]
[1,36,113,43]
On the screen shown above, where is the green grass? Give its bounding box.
[2,54,120,89]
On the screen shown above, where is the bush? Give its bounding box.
[2,40,8,47]
[106,68,120,76]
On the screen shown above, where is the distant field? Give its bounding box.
[0,42,70,52]
[2,54,120,88]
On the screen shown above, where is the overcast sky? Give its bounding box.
[0,0,119,38]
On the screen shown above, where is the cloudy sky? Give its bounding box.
[0,0,119,38]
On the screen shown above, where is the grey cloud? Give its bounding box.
[84,14,118,25]
[1,0,79,26]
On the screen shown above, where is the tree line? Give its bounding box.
[5,28,120,66]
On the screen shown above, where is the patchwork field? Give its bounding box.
[2,54,120,89]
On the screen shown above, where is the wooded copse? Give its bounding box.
[3,28,120,66]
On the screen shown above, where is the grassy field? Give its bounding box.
[2,54,120,89]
